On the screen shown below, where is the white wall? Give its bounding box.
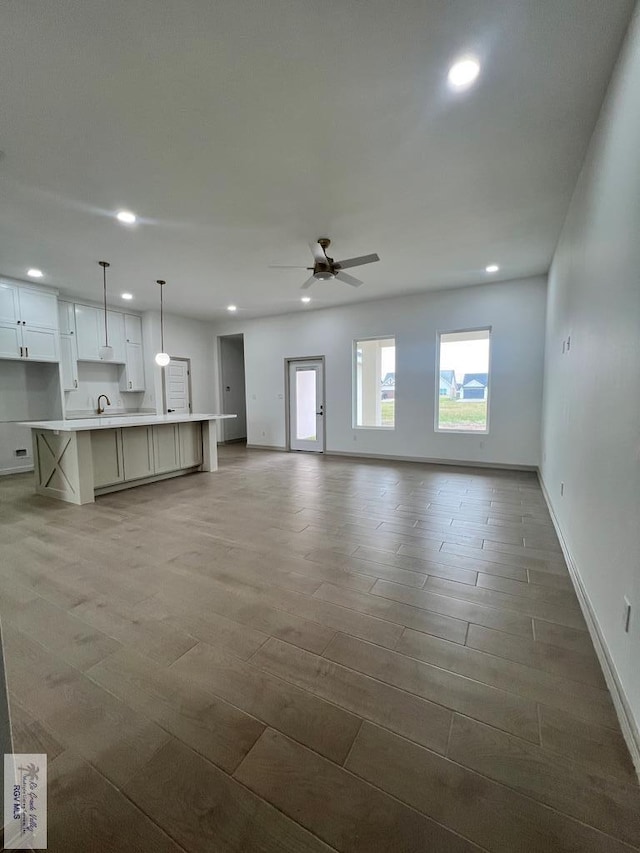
[141,311,216,414]
[0,360,62,473]
[211,277,547,467]
[64,362,146,416]
[541,8,640,758]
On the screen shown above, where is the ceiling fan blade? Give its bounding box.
[309,241,329,265]
[300,275,317,290]
[335,253,380,270]
[268,265,311,269]
[335,271,363,288]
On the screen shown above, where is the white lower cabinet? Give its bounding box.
[91,424,202,490]
[121,426,154,480]
[152,424,180,473]
[91,429,124,488]
[59,335,78,390]
[178,422,202,467]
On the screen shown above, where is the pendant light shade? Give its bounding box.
[98,261,113,360]
[155,279,170,366]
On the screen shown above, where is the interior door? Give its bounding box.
[288,359,324,452]
[164,358,191,413]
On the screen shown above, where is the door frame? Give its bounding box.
[285,356,326,452]
[162,356,193,414]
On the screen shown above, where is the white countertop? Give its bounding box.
[20,413,236,432]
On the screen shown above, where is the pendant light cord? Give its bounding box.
[157,280,166,352]
[99,261,110,346]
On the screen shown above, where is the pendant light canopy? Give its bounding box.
[155,279,170,366]
[98,261,113,360]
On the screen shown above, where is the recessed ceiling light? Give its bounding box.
[27,268,43,278]
[485,264,499,273]
[116,210,137,224]
[301,297,311,303]
[121,292,133,300]
[448,56,480,90]
[227,305,237,312]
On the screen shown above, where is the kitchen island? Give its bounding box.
[20,413,236,504]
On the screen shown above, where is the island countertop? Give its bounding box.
[19,413,236,432]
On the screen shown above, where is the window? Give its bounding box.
[354,337,395,428]
[437,328,490,432]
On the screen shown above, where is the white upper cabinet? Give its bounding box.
[0,323,22,359]
[107,311,126,363]
[0,282,19,324]
[59,334,78,390]
[18,289,58,329]
[0,281,59,361]
[124,314,142,345]
[120,342,145,391]
[58,301,76,336]
[74,304,102,360]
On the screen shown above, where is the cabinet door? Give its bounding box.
[74,304,102,361]
[121,426,154,480]
[178,422,202,468]
[58,301,76,336]
[0,322,22,359]
[0,282,19,324]
[18,289,58,329]
[22,327,58,362]
[124,314,142,345]
[59,334,78,390]
[107,311,126,363]
[120,342,145,391]
[91,429,124,487]
[152,424,180,473]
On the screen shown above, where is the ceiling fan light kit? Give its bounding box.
[271,237,380,290]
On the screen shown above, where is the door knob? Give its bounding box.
[316,405,324,416]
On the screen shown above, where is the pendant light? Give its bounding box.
[98,261,113,360]
[154,279,170,366]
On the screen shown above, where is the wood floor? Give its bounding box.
[1,445,638,852]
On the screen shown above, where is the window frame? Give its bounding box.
[434,326,492,435]
[352,335,396,430]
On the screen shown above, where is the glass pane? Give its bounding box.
[296,369,317,440]
[355,338,395,428]
[438,329,490,431]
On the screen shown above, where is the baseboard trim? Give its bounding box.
[246,444,287,452]
[538,471,640,780]
[326,449,537,472]
[0,465,33,476]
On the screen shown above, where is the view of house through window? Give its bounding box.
[437,329,490,431]
[355,337,395,427]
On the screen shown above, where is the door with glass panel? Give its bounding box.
[288,359,324,452]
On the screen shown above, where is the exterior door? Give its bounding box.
[288,359,324,452]
[164,358,191,413]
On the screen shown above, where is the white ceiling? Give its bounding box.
[0,0,634,319]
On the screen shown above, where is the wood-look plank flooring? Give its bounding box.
[1,445,639,852]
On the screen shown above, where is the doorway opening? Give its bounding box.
[163,357,192,414]
[286,357,325,453]
[219,334,247,442]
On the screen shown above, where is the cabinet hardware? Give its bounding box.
[16,320,20,325]
[20,346,23,357]
[74,379,78,388]
[25,347,29,358]
[129,381,132,389]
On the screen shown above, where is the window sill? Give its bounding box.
[353,425,395,431]
[435,428,489,435]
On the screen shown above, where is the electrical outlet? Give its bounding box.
[623,597,631,633]
[15,448,28,457]
[560,482,564,496]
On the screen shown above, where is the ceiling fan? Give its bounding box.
[270,238,380,289]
